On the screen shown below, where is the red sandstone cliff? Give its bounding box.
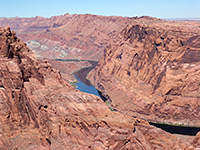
[2,14,197,61]
[0,14,137,60]
[1,26,196,149]
[91,22,200,127]
[1,15,199,84]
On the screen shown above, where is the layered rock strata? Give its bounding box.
[1,26,197,149]
[92,23,200,127]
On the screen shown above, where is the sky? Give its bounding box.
[0,0,199,19]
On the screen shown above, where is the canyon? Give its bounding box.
[0,14,136,60]
[1,14,199,83]
[0,13,200,149]
[91,19,200,127]
[1,25,199,150]
[0,14,138,82]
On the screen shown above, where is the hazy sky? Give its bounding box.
[0,0,199,18]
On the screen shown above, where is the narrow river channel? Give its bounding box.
[73,60,101,97]
[75,75,100,97]
[73,61,200,136]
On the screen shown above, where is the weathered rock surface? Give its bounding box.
[1,15,199,85]
[92,21,200,127]
[49,59,92,83]
[2,14,198,61]
[0,14,139,83]
[1,26,196,149]
[0,14,136,60]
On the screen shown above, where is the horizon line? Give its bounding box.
[0,13,199,21]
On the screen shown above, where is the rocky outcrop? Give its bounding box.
[0,14,136,60]
[1,26,196,149]
[92,22,200,127]
[2,14,199,85]
[3,14,198,61]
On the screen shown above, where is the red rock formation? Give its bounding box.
[0,14,140,83]
[0,14,137,60]
[92,22,200,127]
[49,59,92,82]
[1,14,199,84]
[1,26,196,149]
[4,14,198,61]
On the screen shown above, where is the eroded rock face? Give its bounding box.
[92,23,200,127]
[0,14,136,60]
[3,14,199,61]
[1,26,195,149]
[2,15,199,85]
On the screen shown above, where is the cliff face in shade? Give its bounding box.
[92,22,200,126]
[1,26,197,149]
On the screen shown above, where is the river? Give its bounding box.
[73,62,200,136]
[74,60,101,97]
[75,75,101,97]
